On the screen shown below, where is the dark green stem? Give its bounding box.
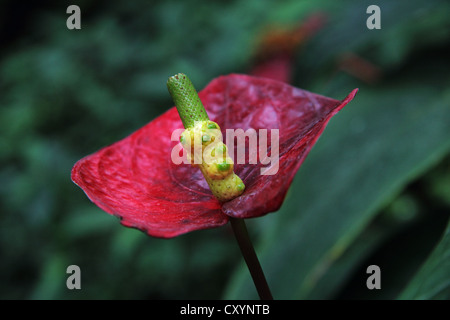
[230,217,273,300]
[167,73,209,128]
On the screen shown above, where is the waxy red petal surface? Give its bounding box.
[72,74,357,238]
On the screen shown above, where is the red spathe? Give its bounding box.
[72,74,357,238]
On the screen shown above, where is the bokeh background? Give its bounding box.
[1,0,449,299]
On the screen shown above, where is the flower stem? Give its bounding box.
[229,217,273,300]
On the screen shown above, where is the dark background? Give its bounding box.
[0,0,449,299]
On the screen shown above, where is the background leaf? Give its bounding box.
[399,221,450,300]
[224,0,450,298]
[1,0,449,299]
[225,69,450,299]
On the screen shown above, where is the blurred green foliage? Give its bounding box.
[0,0,449,299]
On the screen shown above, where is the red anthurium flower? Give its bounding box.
[72,74,357,238]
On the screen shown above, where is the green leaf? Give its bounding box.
[399,220,450,300]
[224,72,450,299]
